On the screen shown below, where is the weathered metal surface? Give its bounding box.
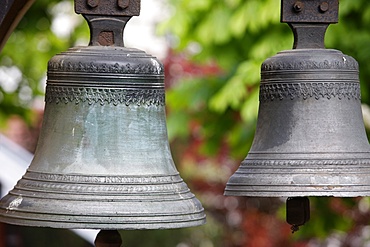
[0,0,34,52]
[282,0,339,49]
[289,23,329,49]
[75,0,140,16]
[0,0,206,229]
[83,15,131,46]
[225,48,370,197]
[76,0,141,46]
[225,0,370,197]
[281,0,338,23]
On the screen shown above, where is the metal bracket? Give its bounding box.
[74,0,141,47]
[281,0,338,23]
[75,0,140,16]
[280,0,339,49]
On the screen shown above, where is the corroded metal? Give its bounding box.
[281,0,338,23]
[75,0,140,16]
[289,23,329,49]
[76,0,140,46]
[281,0,338,49]
[225,0,370,197]
[0,0,206,229]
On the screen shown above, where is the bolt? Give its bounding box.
[87,0,99,8]
[117,0,130,9]
[319,2,329,12]
[293,1,303,12]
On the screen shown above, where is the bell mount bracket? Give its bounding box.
[75,0,141,47]
[281,0,339,49]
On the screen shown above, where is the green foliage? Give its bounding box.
[160,0,292,162]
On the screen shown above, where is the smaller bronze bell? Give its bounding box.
[225,0,370,198]
[0,0,206,229]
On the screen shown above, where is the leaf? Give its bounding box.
[240,86,259,122]
[209,60,260,113]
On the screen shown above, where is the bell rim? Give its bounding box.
[0,191,206,229]
[0,214,207,230]
[0,170,207,229]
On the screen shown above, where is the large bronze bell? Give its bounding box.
[225,0,370,198]
[0,0,205,229]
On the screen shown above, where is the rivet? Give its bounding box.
[293,1,303,13]
[117,0,130,9]
[319,2,329,12]
[87,0,99,8]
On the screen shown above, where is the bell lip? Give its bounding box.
[223,190,370,197]
[0,215,207,230]
[224,155,370,198]
[0,170,207,229]
[0,195,207,229]
[224,175,370,197]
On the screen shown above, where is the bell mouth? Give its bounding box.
[0,171,206,229]
[225,157,370,197]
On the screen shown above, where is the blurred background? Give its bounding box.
[2,0,370,246]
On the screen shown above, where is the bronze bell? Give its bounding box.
[0,0,205,229]
[225,0,370,198]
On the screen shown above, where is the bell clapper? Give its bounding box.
[94,230,123,247]
[286,197,310,233]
